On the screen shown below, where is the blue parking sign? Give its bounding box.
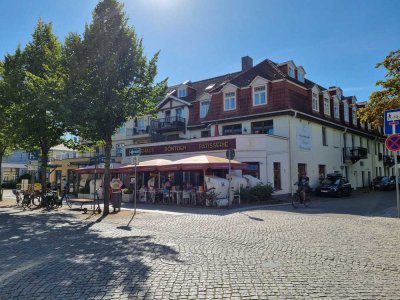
[384,108,400,135]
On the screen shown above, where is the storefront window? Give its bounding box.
[251,120,273,134]
[242,162,260,178]
[222,124,242,135]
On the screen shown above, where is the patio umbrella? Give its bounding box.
[158,155,247,171]
[116,159,172,173]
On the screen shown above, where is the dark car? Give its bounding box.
[316,173,352,197]
[371,176,396,191]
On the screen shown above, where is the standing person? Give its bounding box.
[110,177,123,212]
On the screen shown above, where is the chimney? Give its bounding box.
[241,56,253,71]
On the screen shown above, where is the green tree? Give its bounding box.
[358,49,400,128]
[5,19,66,197]
[63,0,166,215]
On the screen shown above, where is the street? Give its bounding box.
[0,190,399,299]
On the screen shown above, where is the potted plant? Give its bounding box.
[122,188,133,202]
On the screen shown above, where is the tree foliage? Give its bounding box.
[63,0,167,215]
[3,19,66,195]
[358,49,400,128]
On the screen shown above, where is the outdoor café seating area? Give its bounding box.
[74,155,251,207]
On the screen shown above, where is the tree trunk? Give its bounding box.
[0,153,3,201]
[40,147,49,206]
[102,135,112,216]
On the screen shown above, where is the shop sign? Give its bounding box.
[126,139,236,156]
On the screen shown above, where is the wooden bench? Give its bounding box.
[68,199,95,213]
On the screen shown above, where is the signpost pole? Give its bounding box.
[134,157,138,215]
[228,157,231,209]
[129,148,141,215]
[392,123,400,218]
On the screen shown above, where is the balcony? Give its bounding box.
[343,147,368,164]
[126,126,150,137]
[150,116,186,133]
[383,155,395,167]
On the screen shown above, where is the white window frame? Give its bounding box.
[224,91,236,111]
[344,102,349,123]
[334,99,340,119]
[200,100,209,118]
[137,118,145,130]
[178,87,186,98]
[312,92,319,111]
[298,71,304,82]
[324,96,330,115]
[352,107,357,126]
[288,66,295,78]
[253,85,267,106]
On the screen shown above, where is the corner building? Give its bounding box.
[119,56,392,196]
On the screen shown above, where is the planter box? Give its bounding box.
[122,193,133,203]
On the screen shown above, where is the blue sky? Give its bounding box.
[1,0,399,101]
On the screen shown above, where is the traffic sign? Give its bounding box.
[385,134,400,152]
[384,108,400,135]
[226,148,235,160]
[89,155,105,165]
[128,147,141,156]
[28,151,40,161]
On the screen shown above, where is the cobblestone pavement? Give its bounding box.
[0,195,399,299]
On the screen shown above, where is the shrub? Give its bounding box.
[1,181,17,189]
[123,188,133,194]
[240,183,274,203]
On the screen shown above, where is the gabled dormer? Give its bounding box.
[343,99,350,123]
[333,95,340,119]
[221,83,238,111]
[198,92,211,119]
[278,60,297,79]
[322,90,331,116]
[249,76,268,106]
[311,85,320,112]
[297,66,306,83]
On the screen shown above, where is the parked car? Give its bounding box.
[316,173,352,197]
[371,176,396,191]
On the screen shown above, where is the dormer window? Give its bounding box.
[224,91,236,111]
[324,96,330,115]
[336,88,342,99]
[312,92,319,111]
[334,98,340,119]
[298,71,304,82]
[352,106,357,126]
[200,100,210,118]
[288,66,295,78]
[178,87,186,98]
[344,102,349,123]
[253,85,267,106]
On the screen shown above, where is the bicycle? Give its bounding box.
[20,192,33,210]
[60,189,72,208]
[292,183,310,208]
[43,190,61,211]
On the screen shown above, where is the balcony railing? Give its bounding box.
[150,116,186,133]
[343,147,368,164]
[126,126,150,136]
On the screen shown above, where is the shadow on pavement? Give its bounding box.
[0,209,178,299]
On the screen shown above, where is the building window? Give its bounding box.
[312,92,319,111]
[253,85,266,106]
[367,139,370,153]
[243,162,260,178]
[352,107,357,126]
[137,118,145,130]
[343,133,347,148]
[288,66,295,78]
[201,130,210,138]
[336,89,342,99]
[178,87,186,98]
[334,100,340,119]
[322,127,328,146]
[298,163,307,178]
[298,72,304,83]
[116,143,124,157]
[222,124,242,135]
[273,162,282,190]
[344,102,349,123]
[351,135,355,148]
[176,108,183,118]
[324,97,330,115]
[251,120,273,134]
[200,100,209,118]
[224,91,236,111]
[318,165,326,180]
